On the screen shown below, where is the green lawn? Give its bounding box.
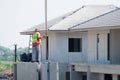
[0,61,13,73]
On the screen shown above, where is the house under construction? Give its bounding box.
[14,5,120,80]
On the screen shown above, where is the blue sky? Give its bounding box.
[0,0,120,48]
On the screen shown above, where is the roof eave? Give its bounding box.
[70,25,120,31]
[20,30,46,35]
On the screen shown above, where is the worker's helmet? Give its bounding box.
[34,28,39,32]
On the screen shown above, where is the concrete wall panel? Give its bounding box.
[110,29,120,64]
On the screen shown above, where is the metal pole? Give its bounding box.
[45,0,48,60]
[14,44,17,80]
[45,0,48,36]
[14,44,17,62]
[44,1,50,80]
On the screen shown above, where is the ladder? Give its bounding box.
[28,35,32,53]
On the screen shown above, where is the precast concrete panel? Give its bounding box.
[88,30,110,64]
[15,62,39,80]
[110,29,120,64]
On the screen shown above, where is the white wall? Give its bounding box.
[49,31,87,63]
[68,32,88,63]
[88,30,110,64]
[16,62,39,80]
[110,29,120,64]
[49,32,57,62]
[41,29,110,64]
[40,37,47,62]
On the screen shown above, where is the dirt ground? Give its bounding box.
[0,69,13,80]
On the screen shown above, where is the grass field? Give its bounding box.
[0,61,13,73]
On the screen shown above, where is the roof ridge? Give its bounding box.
[49,6,85,30]
[63,6,85,19]
[69,8,120,30]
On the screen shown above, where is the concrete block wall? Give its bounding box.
[14,62,39,80]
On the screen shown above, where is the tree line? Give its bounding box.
[0,45,28,61]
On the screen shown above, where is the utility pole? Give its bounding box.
[44,1,50,80]
[45,0,48,60]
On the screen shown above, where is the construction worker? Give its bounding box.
[32,28,44,62]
